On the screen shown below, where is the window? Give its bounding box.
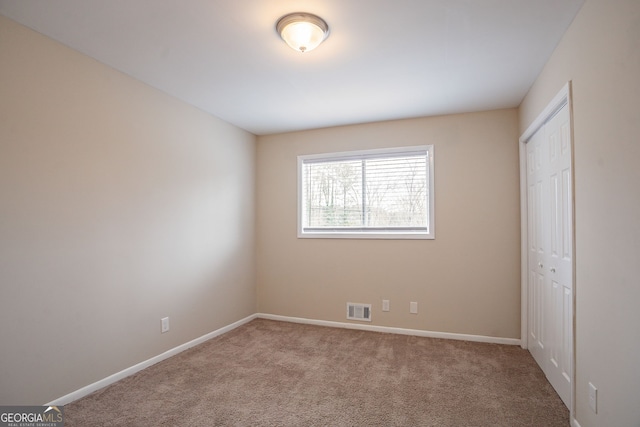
[298,146,434,239]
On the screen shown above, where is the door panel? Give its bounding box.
[526,103,572,408]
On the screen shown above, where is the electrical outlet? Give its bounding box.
[410,301,418,314]
[161,317,170,333]
[382,300,390,312]
[588,382,597,413]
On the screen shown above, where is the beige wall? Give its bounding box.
[256,109,521,339]
[519,0,640,425]
[0,16,256,404]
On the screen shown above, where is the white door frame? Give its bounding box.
[519,81,576,414]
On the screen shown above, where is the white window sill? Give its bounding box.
[298,231,434,240]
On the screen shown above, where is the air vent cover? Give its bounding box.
[347,302,372,322]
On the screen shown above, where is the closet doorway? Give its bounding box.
[519,83,574,409]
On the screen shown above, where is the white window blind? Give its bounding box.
[298,146,434,239]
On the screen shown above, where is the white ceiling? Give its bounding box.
[0,0,583,135]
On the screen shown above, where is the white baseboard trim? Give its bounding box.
[46,313,258,406]
[257,313,521,346]
[571,418,582,427]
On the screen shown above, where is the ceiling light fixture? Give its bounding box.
[276,12,329,53]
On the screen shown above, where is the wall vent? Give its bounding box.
[347,302,372,322]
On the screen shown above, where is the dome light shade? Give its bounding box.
[276,13,329,53]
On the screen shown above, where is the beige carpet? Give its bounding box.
[65,319,569,426]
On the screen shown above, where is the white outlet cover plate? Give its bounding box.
[410,302,418,314]
[588,382,597,413]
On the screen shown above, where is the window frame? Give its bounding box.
[297,145,435,240]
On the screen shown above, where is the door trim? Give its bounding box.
[519,81,575,414]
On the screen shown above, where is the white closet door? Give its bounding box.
[527,103,572,408]
[526,122,547,369]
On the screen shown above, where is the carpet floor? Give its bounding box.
[65,319,569,426]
